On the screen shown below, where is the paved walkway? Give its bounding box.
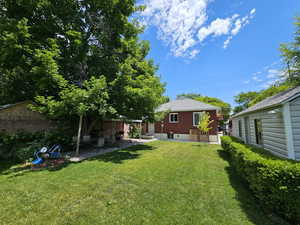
[68,138,156,162]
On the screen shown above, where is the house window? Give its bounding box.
[254,119,263,145]
[238,120,242,137]
[169,113,178,123]
[193,112,203,126]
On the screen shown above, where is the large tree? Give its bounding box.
[280,17,300,86]
[0,0,166,122]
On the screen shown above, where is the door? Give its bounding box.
[148,123,155,135]
[244,117,250,144]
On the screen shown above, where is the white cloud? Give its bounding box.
[231,19,242,36]
[189,49,200,58]
[266,68,285,79]
[252,76,263,82]
[223,38,230,49]
[267,69,280,78]
[260,80,276,89]
[223,8,256,49]
[244,60,285,88]
[198,17,233,42]
[139,0,256,58]
[250,8,256,15]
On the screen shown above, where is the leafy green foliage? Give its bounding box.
[128,124,141,138]
[177,93,231,122]
[0,131,74,162]
[0,16,63,104]
[154,110,170,122]
[221,136,300,223]
[0,0,166,126]
[233,83,293,114]
[280,17,300,86]
[14,144,39,163]
[110,40,167,120]
[197,112,213,133]
[32,76,112,117]
[249,84,292,106]
[233,91,258,113]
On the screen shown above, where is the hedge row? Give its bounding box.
[221,136,300,223]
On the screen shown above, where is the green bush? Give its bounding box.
[0,130,74,162]
[128,124,141,138]
[14,143,41,162]
[221,136,300,223]
[0,132,44,161]
[42,130,74,151]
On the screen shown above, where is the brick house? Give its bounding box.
[0,101,143,142]
[0,101,55,133]
[153,98,221,142]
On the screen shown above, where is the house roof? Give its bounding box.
[156,98,220,112]
[0,101,34,111]
[232,85,300,118]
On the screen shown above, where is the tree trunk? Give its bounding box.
[76,115,83,156]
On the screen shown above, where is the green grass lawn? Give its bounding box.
[0,141,289,225]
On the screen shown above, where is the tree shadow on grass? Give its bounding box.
[89,144,156,164]
[0,160,17,174]
[1,144,156,177]
[217,149,291,225]
[0,159,72,178]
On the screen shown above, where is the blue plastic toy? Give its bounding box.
[32,144,62,165]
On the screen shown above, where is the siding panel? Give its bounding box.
[232,107,288,158]
[264,143,288,156]
[290,96,300,160]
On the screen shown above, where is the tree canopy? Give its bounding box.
[0,0,166,126]
[280,17,300,86]
[233,91,258,113]
[177,93,231,122]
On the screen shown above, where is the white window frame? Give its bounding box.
[169,113,179,123]
[193,112,204,126]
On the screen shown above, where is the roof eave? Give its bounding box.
[156,108,220,113]
[282,92,300,104]
[0,100,35,111]
[231,103,283,119]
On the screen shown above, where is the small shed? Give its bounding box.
[0,101,54,133]
[231,86,300,161]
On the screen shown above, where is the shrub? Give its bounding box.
[0,130,75,162]
[128,124,141,138]
[14,142,41,162]
[42,130,74,151]
[221,136,300,223]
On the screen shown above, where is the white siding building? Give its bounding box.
[231,86,300,161]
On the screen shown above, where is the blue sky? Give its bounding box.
[138,0,300,106]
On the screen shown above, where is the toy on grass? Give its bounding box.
[32,144,62,165]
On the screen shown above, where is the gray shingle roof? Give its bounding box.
[0,101,33,111]
[156,98,220,112]
[233,85,300,118]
